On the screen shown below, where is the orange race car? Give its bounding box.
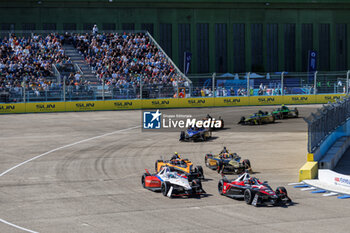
[155,152,204,180]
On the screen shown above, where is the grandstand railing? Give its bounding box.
[1,70,350,103]
[189,71,350,97]
[52,64,61,83]
[304,95,350,153]
[145,31,192,99]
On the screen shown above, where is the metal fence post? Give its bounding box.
[247,72,250,96]
[102,77,105,101]
[212,72,216,97]
[23,84,26,103]
[177,78,179,99]
[347,70,350,94]
[314,71,318,94]
[63,76,66,102]
[140,79,143,100]
[281,71,285,96]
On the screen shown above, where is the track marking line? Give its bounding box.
[301,187,316,191]
[0,125,140,177]
[323,192,339,197]
[0,125,140,232]
[288,182,304,186]
[0,218,38,233]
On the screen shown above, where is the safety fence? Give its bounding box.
[188,71,349,98]
[0,94,345,114]
[304,95,350,154]
[2,71,350,104]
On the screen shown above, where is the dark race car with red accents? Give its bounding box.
[218,172,292,206]
[141,166,206,198]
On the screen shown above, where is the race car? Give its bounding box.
[179,127,212,141]
[155,153,204,180]
[272,105,299,119]
[218,172,292,206]
[203,114,224,130]
[141,166,206,198]
[238,110,275,125]
[205,148,251,174]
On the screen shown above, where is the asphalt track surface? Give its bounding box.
[1,105,350,233]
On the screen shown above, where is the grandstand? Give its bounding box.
[1,0,350,103]
[1,0,350,73]
[0,31,189,102]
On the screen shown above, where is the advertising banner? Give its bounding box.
[319,169,350,190]
[179,97,213,108]
[249,96,283,105]
[26,102,65,113]
[0,103,25,114]
[315,94,346,104]
[104,100,141,110]
[283,95,315,105]
[141,99,178,109]
[214,96,248,106]
[65,101,101,111]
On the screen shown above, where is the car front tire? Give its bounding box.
[244,189,253,205]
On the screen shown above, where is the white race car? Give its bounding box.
[142,166,205,198]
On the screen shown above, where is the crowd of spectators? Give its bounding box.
[0,31,190,102]
[72,32,186,97]
[0,33,69,99]
[192,86,248,97]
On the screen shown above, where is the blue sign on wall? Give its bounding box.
[308,50,317,83]
[184,52,192,75]
[308,50,317,72]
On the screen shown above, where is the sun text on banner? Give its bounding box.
[283,95,315,105]
[178,97,213,108]
[316,94,346,104]
[141,99,178,109]
[65,101,101,111]
[25,102,65,113]
[104,99,141,110]
[249,96,283,105]
[214,96,248,106]
[0,103,25,114]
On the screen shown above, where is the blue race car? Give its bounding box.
[179,127,212,141]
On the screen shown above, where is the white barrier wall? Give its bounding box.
[319,169,350,189]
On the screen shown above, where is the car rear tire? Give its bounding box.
[217,160,223,173]
[192,179,202,188]
[205,154,212,167]
[239,116,245,124]
[141,173,148,188]
[242,159,251,169]
[257,117,262,125]
[180,131,185,141]
[218,179,224,195]
[161,182,170,197]
[195,165,204,178]
[244,189,253,205]
[275,186,287,195]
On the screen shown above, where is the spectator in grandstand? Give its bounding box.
[92,24,98,35]
[72,32,184,96]
[0,33,68,95]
